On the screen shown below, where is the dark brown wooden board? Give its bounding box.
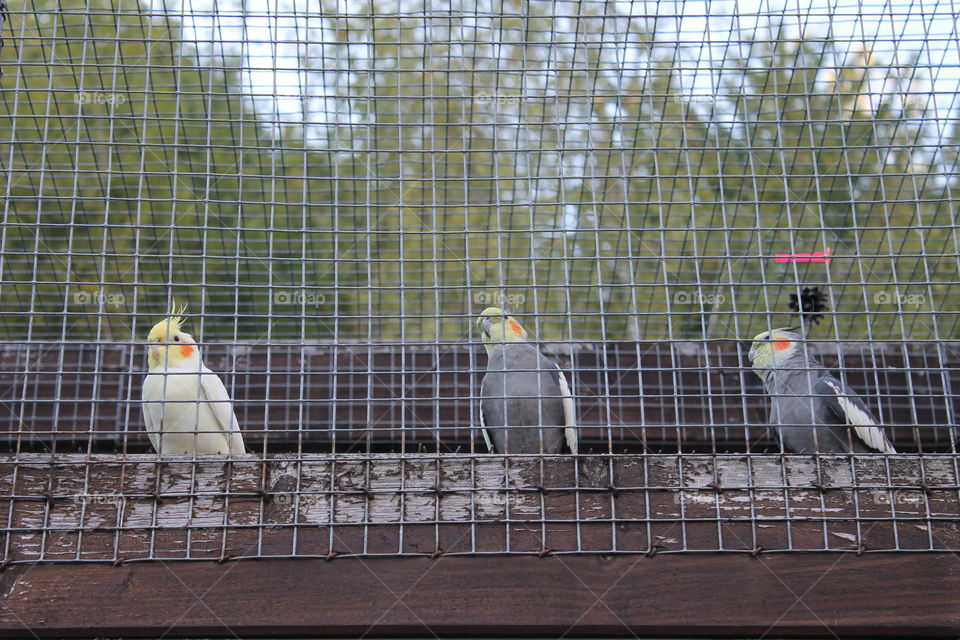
[1,341,956,452]
[1,554,958,638]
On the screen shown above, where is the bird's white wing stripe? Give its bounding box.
[200,365,246,455]
[820,378,896,454]
[478,404,494,453]
[556,369,578,455]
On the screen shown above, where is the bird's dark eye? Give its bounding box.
[173,335,180,342]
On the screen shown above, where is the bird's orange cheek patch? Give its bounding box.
[508,319,524,335]
[773,340,792,351]
[180,344,195,358]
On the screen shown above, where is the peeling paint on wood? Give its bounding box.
[1,453,958,563]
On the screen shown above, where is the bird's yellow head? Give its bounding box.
[146,304,199,370]
[477,307,528,355]
[748,328,802,377]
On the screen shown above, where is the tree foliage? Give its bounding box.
[1,1,955,343]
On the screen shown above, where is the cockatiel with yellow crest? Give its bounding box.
[141,306,245,455]
[476,307,577,454]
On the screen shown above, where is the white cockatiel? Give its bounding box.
[141,308,245,455]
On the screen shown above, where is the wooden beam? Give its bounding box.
[1,341,954,452]
[1,554,958,637]
[3,454,959,563]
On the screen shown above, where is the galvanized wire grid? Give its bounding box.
[0,0,959,560]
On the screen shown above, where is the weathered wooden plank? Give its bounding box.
[1,454,958,562]
[0,554,958,637]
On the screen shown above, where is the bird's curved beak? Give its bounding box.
[747,344,756,363]
[479,316,492,338]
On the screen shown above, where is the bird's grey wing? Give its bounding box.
[199,365,246,455]
[814,376,896,453]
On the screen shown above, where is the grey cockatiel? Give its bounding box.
[748,329,896,454]
[476,307,577,454]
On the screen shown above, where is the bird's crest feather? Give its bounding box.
[147,301,189,343]
[167,299,188,334]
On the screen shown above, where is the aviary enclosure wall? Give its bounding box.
[0,0,958,637]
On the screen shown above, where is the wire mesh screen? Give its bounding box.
[0,0,959,562]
